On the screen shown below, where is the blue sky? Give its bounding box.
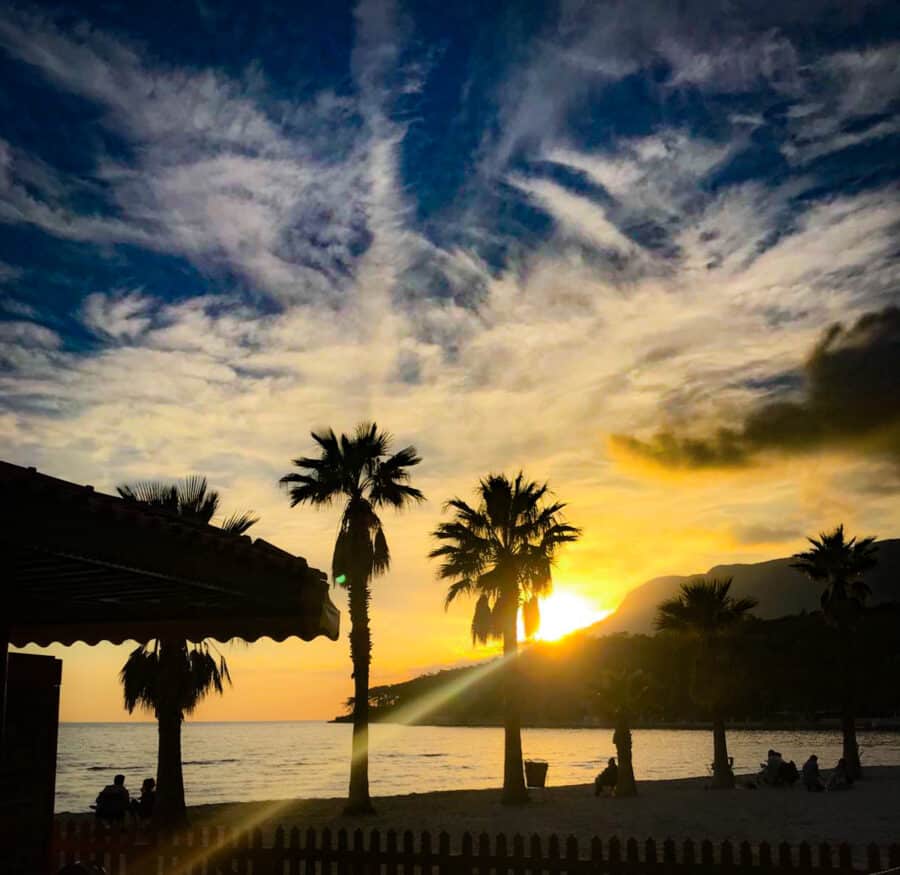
[2,0,899,719]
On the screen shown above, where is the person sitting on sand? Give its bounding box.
[594,757,618,796]
[827,758,853,791]
[802,755,824,792]
[93,774,130,824]
[130,777,156,822]
[761,749,784,785]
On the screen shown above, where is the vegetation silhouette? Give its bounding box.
[117,476,257,828]
[430,472,580,804]
[351,603,900,727]
[792,524,878,780]
[655,578,757,789]
[597,668,648,797]
[280,423,423,816]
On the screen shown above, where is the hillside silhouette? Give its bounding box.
[339,540,900,727]
[590,538,900,636]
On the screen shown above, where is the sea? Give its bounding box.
[56,722,900,814]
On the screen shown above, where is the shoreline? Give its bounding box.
[59,767,900,854]
[331,717,900,731]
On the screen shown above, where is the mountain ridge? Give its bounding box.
[589,538,900,636]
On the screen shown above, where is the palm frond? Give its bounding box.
[471,594,497,644]
[523,596,541,640]
[444,579,474,609]
[117,481,179,511]
[221,511,259,535]
[372,526,391,575]
[654,577,756,636]
[177,475,219,523]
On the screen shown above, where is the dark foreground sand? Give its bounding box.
[135,767,900,852]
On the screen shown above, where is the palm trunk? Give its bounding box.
[345,579,375,815]
[839,631,862,780]
[711,713,734,789]
[154,638,188,830]
[501,595,527,805]
[613,722,637,797]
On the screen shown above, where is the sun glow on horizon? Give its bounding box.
[534,591,611,641]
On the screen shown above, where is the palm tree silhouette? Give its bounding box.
[430,473,580,804]
[117,476,257,828]
[280,423,423,815]
[598,668,648,797]
[655,577,757,789]
[792,524,878,779]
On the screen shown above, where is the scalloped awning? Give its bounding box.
[1,461,339,647]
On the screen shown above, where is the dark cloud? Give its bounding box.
[612,305,900,469]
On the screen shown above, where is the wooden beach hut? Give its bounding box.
[0,459,339,874]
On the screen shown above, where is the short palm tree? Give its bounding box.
[117,476,257,828]
[655,578,757,789]
[431,473,580,804]
[792,525,878,779]
[598,668,649,797]
[280,423,423,815]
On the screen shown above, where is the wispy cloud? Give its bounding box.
[1,0,898,718]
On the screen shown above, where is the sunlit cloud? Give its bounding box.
[1,0,898,720]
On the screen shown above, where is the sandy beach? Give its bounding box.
[86,766,898,853]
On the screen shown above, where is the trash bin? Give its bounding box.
[524,759,548,788]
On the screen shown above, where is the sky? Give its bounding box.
[1,0,899,722]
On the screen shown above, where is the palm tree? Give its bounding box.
[598,669,649,797]
[430,473,580,804]
[280,423,424,815]
[117,476,257,828]
[792,525,878,779]
[655,578,757,789]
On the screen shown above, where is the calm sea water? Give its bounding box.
[56,722,900,813]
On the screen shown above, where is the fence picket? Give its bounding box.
[529,834,542,875]
[49,822,887,875]
[513,833,527,875]
[337,827,350,875]
[889,844,900,870]
[865,844,880,873]
[421,830,434,875]
[322,827,334,875]
[439,831,451,875]
[799,842,813,870]
[305,827,317,875]
[565,835,579,875]
[838,844,853,872]
[779,842,793,869]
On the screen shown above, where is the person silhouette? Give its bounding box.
[594,757,618,795]
[93,774,130,824]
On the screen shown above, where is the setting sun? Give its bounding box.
[534,591,611,641]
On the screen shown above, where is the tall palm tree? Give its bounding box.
[598,668,649,797]
[430,473,580,804]
[655,578,757,789]
[117,476,257,828]
[280,423,424,815]
[792,525,878,779]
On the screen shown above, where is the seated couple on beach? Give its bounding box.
[594,757,618,795]
[802,756,853,792]
[759,749,799,787]
[93,774,155,824]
